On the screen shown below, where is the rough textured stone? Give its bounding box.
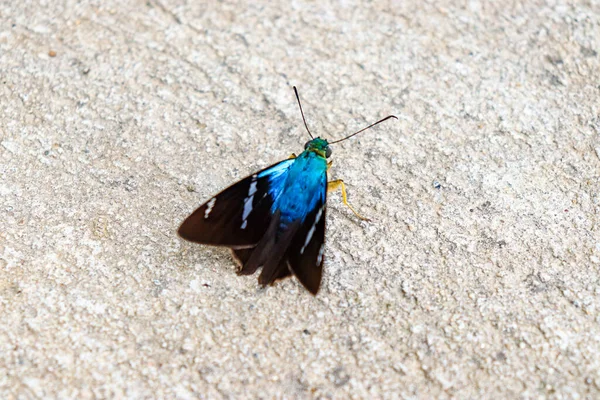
[1,0,599,398]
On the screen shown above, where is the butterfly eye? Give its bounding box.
[304,140,311,149]
[325,146,332,158]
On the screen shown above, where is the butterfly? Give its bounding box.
[178,87,397,294]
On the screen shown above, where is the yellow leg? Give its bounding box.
[288,153,297,159]
[327,179,370,221]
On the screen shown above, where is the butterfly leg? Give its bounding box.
[327,179,370,221]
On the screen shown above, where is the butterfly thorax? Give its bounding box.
[275,149,327,225]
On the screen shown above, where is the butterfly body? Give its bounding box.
[179,137,331,294]
[178,87,396,295]
[270,143,327,224]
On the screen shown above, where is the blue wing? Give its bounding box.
[178,159,294,248]
[238,151,328,294]
[180,151,329,295]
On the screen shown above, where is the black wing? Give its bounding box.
[286,178,327,295]
[233,247,293,282]
[178,159,294,248]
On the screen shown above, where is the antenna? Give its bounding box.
[293,86,314,139]
[329,115,398,144]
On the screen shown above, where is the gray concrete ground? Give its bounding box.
[1,0,599,398]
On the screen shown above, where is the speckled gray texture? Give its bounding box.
[1,0,600,398]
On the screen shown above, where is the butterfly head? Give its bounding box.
[304,137,332,158]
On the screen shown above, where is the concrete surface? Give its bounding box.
[1,0,599,398]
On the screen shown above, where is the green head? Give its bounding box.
[304,137,332,158]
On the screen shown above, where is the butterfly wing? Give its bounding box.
[234,155,328,294]
[178,159,294,248]
[286,175,327,294]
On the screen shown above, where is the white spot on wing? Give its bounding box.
[241,174,258,229]
[248,180,257,196]
[316,244,325,265]
[241,196,253,222]
[204,198,216,219]
[300,206,324,254]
